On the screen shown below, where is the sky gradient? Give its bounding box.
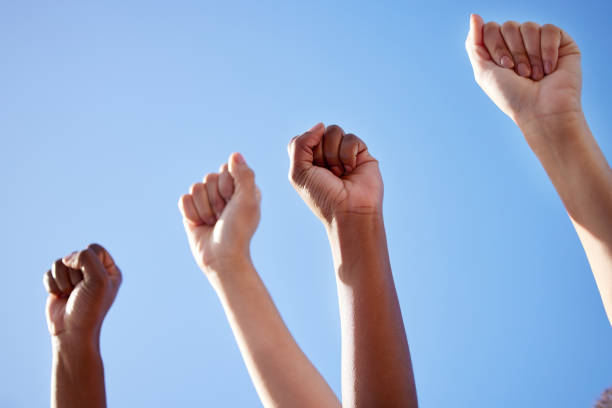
[1,1,611,406]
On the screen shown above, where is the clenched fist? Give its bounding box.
[178,152,261,274]
[465,14,582,131]
[288,123,382,225]
[43,244,122,340]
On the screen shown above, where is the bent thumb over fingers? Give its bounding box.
[62,247,107,288]
[228,152,256,192]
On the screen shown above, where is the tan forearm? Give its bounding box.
[51,335,106,408]
[521,112,612,324]
[326,213,418,407]
[209,259,340,408]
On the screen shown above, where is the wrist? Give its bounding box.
[325,208,384,232]
[326,212,388,282]
[52,331,101,359]
[518,110,588,154]
[204,256,256,292]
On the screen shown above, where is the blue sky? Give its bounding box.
[1,1,611,406]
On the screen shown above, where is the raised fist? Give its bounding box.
[43,244,122,339]
[288,123,382,225]
[465,14,582,130]
[178,152,261,274]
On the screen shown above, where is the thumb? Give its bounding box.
[62,246,107,288]
[287,122,325,184]
[466,13,492,65]
[228,152,256,192]
[288,122,325,165]
[466,14,484,49]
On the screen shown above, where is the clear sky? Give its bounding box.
[1,1,611,407]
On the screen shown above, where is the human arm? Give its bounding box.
[178,153,340,407]
[288,124,418,407]
[466,14,612,324]
[43,244,122,408]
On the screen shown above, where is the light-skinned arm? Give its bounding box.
[466,14,612,325]
[178,152,340,407]
[43,244,122,408]
[288,124,418,407]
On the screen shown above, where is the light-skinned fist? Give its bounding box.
[178,152,261,275]
[288,123,382,226]
[43,244,122,341]
[465,14,582,131]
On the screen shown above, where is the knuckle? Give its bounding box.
[345,133,362,148]
[483,22,500,33]
[501,20,520,31]
[76,249,91,265]
[189,183,201,195]
[87,243,104,255]
[542,23,558,32]
[326,124,343,134]
[203,173,218,183]
[521,21,539,32]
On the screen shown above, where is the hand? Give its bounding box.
[465,14,582,131]
[288,123,382,225]
[178,152,261,274]
[43,244,122,340]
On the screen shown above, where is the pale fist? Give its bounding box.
[466,14,582,128]
[43,244,122,339]
[179,153,261,274]
[288,123,382,225]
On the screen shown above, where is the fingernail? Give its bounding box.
[518,63,530,77]
[501,56,514,68]
[233,153,245,164]
[544,61,552,75]
[309,122,323,132]
[532,65,543,80]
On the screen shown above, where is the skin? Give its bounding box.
[43,244,122,408]
[178,152,340,407]
[466,14,612,325]
[288,124,418,407]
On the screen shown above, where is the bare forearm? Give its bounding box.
[51,336,106,408]
[521,112,612,323]
[327,213,418,407]
[209,259,340,408]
